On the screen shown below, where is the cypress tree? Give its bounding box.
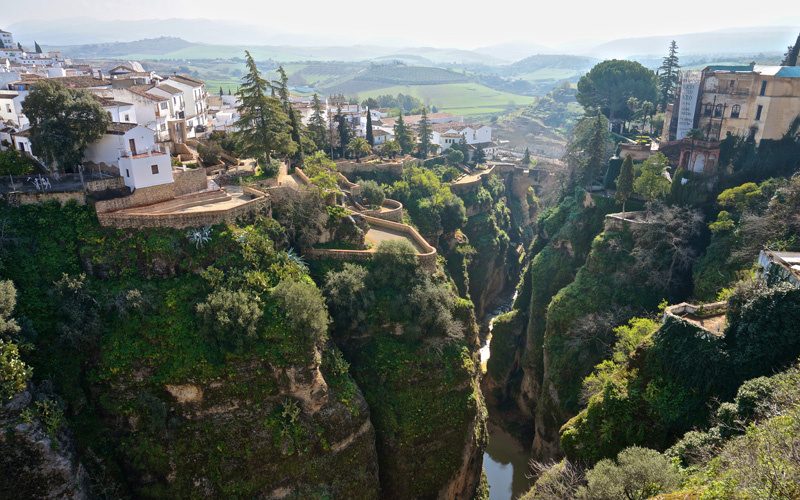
[658,41,680,110]
[585,113,610,186]
[782,32,800,66]
[615,154,634,212]
[522,147,531,166]
[472,144,486,165]
[394,113,413,155]
[337,108,350,158]
[34,41,43,53]
[309,93,328,152]
[417,107,432,158]
[366,108,374,146]
[219,86,223,96]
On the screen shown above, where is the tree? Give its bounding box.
[308,93,328,152]
[0,339,31,401]
[522,147,532,166]
[271,279,330,350]
[347,137,371,162]
[359,179,385,207]
[219,86,224,96]
[446,148,464,166]
[781,31,800,66]
[323,263,372,331]
[233,51,295,166]
[197,140,223,166]
[657,41,680,110]
[394,112,413,155]
[585,113,611,186]
[336,109,350,158]
[22,79,109,173]
[197,288,263,352]
[577,60,658,125]
[274,65,304,166]
[34,41,43,54]
[17,42,22,51]
[381,140,401,159]
[615,154,634,212]
[633,152,671,202]
[472,144,486,165]
[417,107,432,158]
[365,108,375,146]
[578,447,680,500]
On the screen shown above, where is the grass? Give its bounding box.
[353,83,536,116]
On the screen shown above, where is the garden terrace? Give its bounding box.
[664,301,728,336]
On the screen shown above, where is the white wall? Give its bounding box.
[120,153,173,189]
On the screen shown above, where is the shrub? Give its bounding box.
[578,446,680,500]
[0,149,34,176]
[271,280,330,349]
[359,179,385,207]
[197,140,223,166]
[0,339,31,400]
[196,288,263,352]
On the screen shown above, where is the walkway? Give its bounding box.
[365,226,426,253]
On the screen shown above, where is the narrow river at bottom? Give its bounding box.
[480,298,533,499]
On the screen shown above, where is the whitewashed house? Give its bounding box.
[110,85,173,142]
[83,123,173,190]
[372,128,391,145]
[99,97,137,124]
[0,90,28,128]
[163,75,209,136]
[0,30,13,50]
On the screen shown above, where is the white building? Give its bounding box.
[83,123,173,190]
[110,85,173,142]
[163,75,209,135]
[0,30,13,50]
[372,128,391,145]
[99,97,137,124]
[0,90,28,128]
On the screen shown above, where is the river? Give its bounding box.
[480,296,533,499]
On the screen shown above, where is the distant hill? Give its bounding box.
[508,54,598,73]
[587,26,798,58]
[51,37,194,58]
[474,42,556,62]
[322,64,470,94]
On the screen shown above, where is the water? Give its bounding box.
[484,423,532,499]
[481,292,531,499]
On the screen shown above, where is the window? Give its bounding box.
[703,103,713,116]
[5,104,10,113]
[759,80,767,96]
[125,169,130,177]
[124,114,129,121]
[714,104,723,118]
[160,102,168,110]
[151,164,159,175]
[731,104,741,118]
[755,105,763,121]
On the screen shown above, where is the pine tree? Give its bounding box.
[615,154,634,212]
[17,42,22,51]
[394,113,413,155]
[34,41,43,54]
[274,66,303,165]
[657,41,680,110]
[522,147,531,166]
[366,108,374,146]
[233,51,295,168]
[219,86,224,96]
[308,93,328,152]
[228,89,231,96]
[417,107,432,158]
[782,32,800,66]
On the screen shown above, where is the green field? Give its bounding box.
[516,68,583,82]
[353,83,536,116]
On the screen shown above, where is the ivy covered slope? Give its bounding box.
[319,241,487,500]
[0,202,379,498]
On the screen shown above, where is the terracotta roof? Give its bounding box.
[99,97,133,107]
[169,74,204,86]
[106,122,138,135]
[156,84,183,95]
[13,129,31,137]
[373,129,390,136]
[127,85,167,102]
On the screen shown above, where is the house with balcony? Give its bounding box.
[163,75,208,137]
[0,90,27,128]
[110,85,172,142]
[83,123,173,190]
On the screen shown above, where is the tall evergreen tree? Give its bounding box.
[522,147,531,166]
[417,107,432,158]
[233,51,295,167]
[308,93,329,152]
[658,41,680,110]
[274,66,303,166]
[394,113,413,155]
[585,113,610,186]
[472,144,486,165]
[615,154,634,212]
[34,41,43,54]
[365,108,374,146]
[219,86,224,96]
[17,42,22,51]
[782,32,800,66]
[337,108,350,158]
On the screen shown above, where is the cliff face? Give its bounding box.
[0,388,87,499]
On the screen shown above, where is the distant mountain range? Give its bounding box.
[18,18,796,65]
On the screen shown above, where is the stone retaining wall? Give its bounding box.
[173,168,208,196]
[7,190,87,206]
[97,192,270,229]
[361,199,403,222]
[86,176,126,192]
[604,211,653,231]
[94,183,177,214]
[305,212,436,269]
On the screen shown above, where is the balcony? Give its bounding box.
[120,145,167,159]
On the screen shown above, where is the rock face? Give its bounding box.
[0,389,87,499]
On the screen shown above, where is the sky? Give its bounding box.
[4,0,800,48]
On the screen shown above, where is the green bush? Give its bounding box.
[0,149,34,176]
[578,447,680,500]
[0,339,31,400]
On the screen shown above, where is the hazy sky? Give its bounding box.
[5,0,799,47]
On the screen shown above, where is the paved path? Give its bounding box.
[365,227,426,253]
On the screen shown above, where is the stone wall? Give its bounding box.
[94,182,177,214]
[335,159,407,178]
[604,211,653,231]
[173,168,208,196]
[86,176,126,192]
[97,194,270,229]
[361,199,403,222]
[7,190,87,206]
